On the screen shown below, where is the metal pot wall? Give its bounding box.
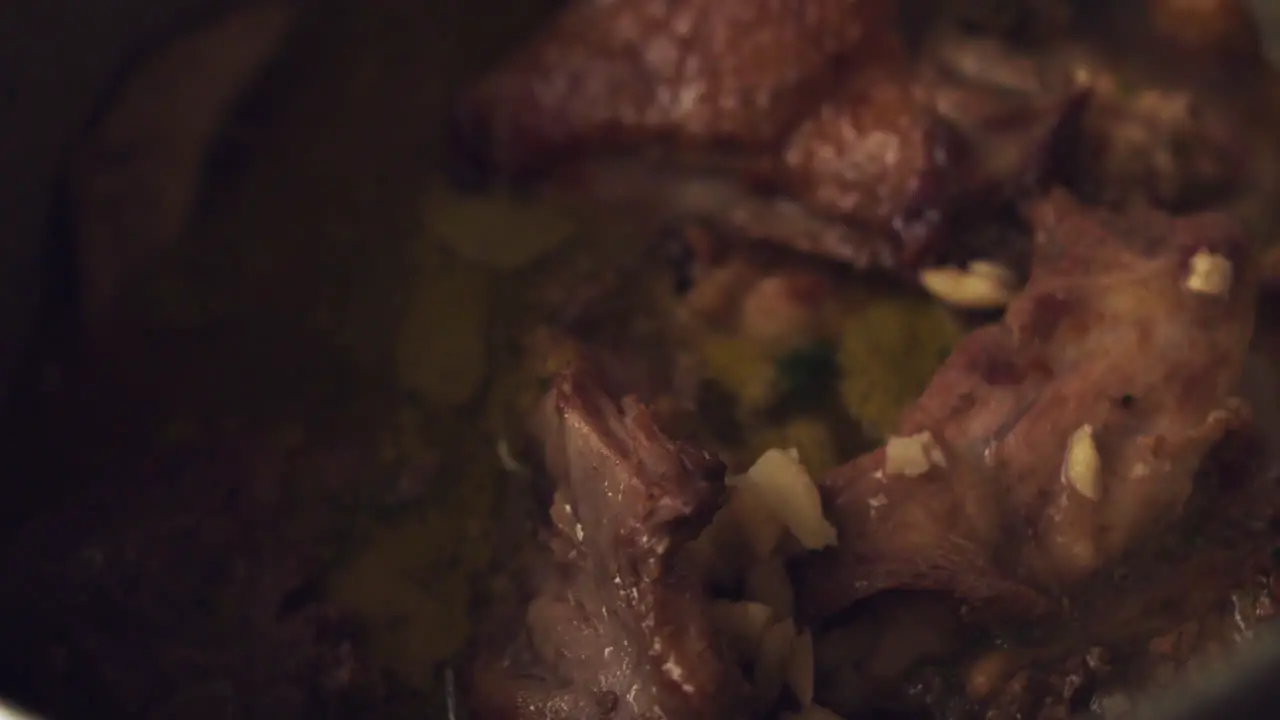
[0,0,234,409]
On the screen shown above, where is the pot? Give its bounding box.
[3,2,1280,719]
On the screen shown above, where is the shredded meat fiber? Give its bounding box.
[464,369,751,719]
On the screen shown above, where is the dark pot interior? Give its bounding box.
[5,2,1280,719]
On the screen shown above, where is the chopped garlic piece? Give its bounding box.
[1205,397,1245,427]
[1183,249,1233,296]
[710,601,775,660]
[918,261,1015,309]
[884,431,946,477]
[425,183,576,270]
[1063,424,1103,500]
[745,557,795,618]
[726,484,787,559]
[495,438,526,474]
[755,618,796,705]
[788,629,816,707]
[732,448,838,550]
[967,260,1016,285]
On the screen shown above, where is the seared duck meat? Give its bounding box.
[801,190,1259,620]
[465,368,751,719]
[454,0,1086,273]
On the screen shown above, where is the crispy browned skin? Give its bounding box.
[455,0,1085,271]
[800,190,1258,620]
[466,368,748,720]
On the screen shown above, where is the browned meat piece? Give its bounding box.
[465,369,750,719]
[800,190,1259,621]
[1033,0,1274,215]
[456,2,1087,272]
[455,0,894,176]
[555,71,1084,271]
[775,36,1089,268]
